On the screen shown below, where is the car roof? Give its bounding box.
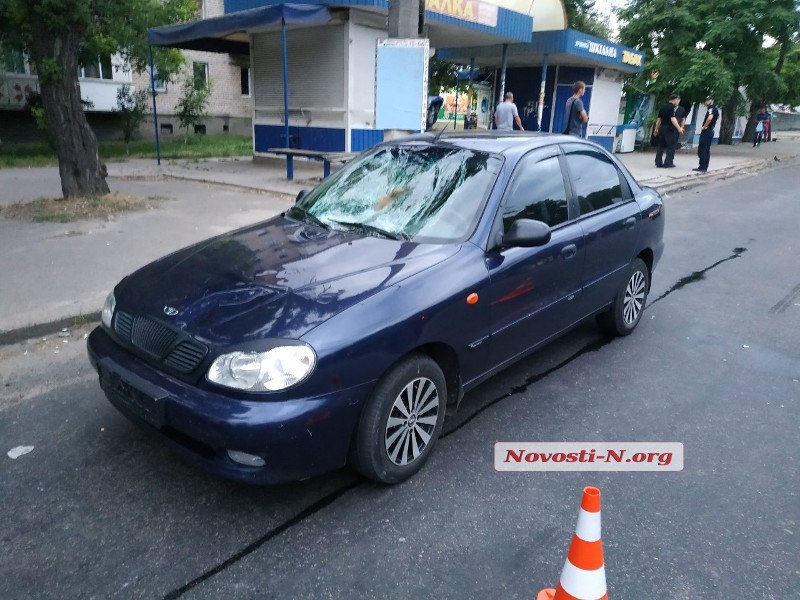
[387,130,580,155]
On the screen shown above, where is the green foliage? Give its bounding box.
[0,135,253,168]
[0,0,196,89]
[22,92,56,150]
[772,43,800,105]
[617,0,800,142]
[428,56,459,95]
[564,0,612,38]
[175,72,211,143]
[114,83,148,150]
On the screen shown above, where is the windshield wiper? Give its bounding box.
[330,219,408,241]
[288,205,329,230]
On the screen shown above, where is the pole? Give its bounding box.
[453,80,459,130]
[468,57,474,129]
[537,54,548,132]
[498,44,508,106]
[148,45,161,166]
[281,16,292,179]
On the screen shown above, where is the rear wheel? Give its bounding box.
[597,257,649,336]
[350,354,446,484]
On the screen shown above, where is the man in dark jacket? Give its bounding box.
[653,93,684,168]
[693,95,720,172]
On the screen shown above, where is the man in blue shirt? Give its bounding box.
[693,95,719,172]
[564,81,589,136]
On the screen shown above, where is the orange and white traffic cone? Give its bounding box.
[536,486,607,600]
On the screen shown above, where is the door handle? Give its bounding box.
[623,217,636,229]
[560,244,578,259]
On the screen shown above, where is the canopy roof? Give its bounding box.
[148,0,536,52]
[147,3,331,53]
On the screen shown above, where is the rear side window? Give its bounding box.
[564,150,625,214]
[501,155,569,230]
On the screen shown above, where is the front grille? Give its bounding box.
[113,311,208,374]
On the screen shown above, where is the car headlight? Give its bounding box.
[101,291,116,329]
[207,344,316,391]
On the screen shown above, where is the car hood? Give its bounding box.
[115,216,459,346]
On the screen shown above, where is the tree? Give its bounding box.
[564,0,612,39]
[0,0,195,198]
[617,0,800,144]
[428,56,459,96]
[113,84,148,153]
[175,71,211,144]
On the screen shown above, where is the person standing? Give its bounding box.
[693,95,719,172]
[763,107,772,141]
[754,106,769,147]
[494,92,524,131]
[753,117,764,147]
[564,81,589,136]
[653,93,684,168]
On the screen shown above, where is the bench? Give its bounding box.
[266,147,357,180]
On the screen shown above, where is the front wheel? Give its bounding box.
[597,257,649,336]
[350,354,446,484]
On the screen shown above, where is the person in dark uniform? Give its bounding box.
[693,95,720,172]
[653,93,684,168]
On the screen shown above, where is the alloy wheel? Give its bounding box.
[384,377,440,466]
[623,270,647,325]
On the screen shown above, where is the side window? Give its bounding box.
[564,150,624,214]
[501,155,569,231]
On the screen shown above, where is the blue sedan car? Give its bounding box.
[87,132,664,485]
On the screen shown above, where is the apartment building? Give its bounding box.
[0,0,251,144]
[133,0,253,138]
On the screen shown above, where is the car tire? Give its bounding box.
[350,354,446,484]
[597,257,649,336]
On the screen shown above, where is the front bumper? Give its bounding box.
[87,327,371,484]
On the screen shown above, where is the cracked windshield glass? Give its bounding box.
[295,144,502,243]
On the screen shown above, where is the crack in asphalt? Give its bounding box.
[161,479,363,600]
[441,335,614,438]
[649,247,747,305]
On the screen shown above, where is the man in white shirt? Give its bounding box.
[494,92,524,131]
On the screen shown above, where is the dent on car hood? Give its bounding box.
[115,216,458,345]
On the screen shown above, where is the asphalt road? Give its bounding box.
[1,164,798,599]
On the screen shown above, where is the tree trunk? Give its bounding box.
[718,96,739,145]
[28,14,109,199]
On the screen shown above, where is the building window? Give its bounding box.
[193,61,209,89]
[149,65,167,92]
[240,66,250,96]
[79,55,114,80]
[2,46,29,74]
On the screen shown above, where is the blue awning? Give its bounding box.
[440,29,645,72]
[147,3,331,53]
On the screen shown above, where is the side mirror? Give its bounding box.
[295,190,308,203]
[501,219,551,248]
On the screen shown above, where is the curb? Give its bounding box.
[0,312,101,347]
[654,153,799,196]
[110,172,299,198]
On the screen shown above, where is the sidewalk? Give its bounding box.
[111,132,800,197]
[1,133,799,339]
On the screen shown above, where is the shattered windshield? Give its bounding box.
[295,144,502,243]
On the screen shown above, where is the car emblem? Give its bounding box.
[163,306,179,316]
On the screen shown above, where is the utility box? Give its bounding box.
[617,124,638,153]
